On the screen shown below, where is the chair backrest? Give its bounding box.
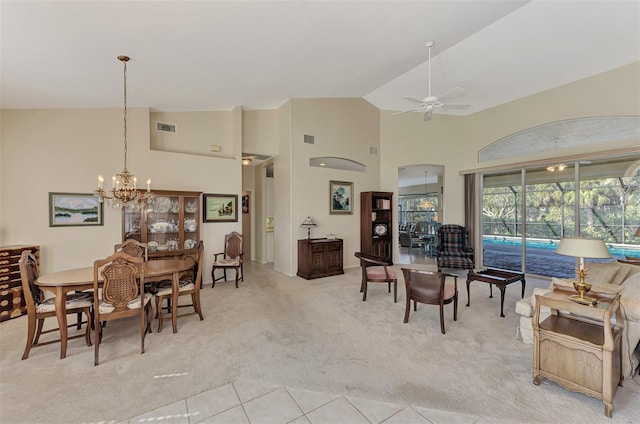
[18,250,42,310]
[354,251,390,268]
[180,241,204,284]
[437,224,470,253]
[401,268,447,300]
[94,252,144,313]
[224,232,243,260]
[115,239,148,261]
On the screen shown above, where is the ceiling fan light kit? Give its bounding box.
[393,40,470,122]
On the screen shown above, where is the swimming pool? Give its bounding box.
[482,236,640,278]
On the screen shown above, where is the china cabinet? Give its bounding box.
[122,190,201,259]
[360,191,393,263]
[0,245,39,321]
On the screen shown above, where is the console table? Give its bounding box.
[297,238,343,280]
[533,286,623,417]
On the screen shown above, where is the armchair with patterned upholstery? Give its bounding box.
[436,224,474,272]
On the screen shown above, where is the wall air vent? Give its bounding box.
[304,134,315,144]
[156,121,177,133]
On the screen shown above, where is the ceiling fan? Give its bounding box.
[394,41,470,122]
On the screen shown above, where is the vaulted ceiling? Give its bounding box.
[2,1,638,117]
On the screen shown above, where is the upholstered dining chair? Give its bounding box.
[155,241,204,332]
[401,268,458,334]
[18,250,92,360]
[93,252,153,366]
[435,224,474,272]
[354,252,397,302]
[114,239,148,261]
[211,231,243,288]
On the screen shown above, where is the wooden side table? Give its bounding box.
[532,286,623,417]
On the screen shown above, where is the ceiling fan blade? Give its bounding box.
[437,86,465,103]
[392,107,422,116]
[441,103,471,110]
[401,96,425,104]
[423,110,432,122]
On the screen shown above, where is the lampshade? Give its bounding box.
[300,216,317,239]
[555,237,612,260]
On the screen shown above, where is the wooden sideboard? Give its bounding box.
[532,286,623,417]
[0,245,40,321]
[297,238,344,280]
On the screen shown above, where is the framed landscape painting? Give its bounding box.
[329,181,353,215]
[203,193,238,222]
[49,192,103,227]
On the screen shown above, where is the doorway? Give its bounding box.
[397,164,444,265]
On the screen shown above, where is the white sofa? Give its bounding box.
[515,260,640,378]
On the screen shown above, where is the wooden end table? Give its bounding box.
[466,267,526,317]
[533,286,623,417]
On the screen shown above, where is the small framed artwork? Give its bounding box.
[203,193,238,223]
[329,181,353,215]
[242,194,249,214]
[49,192,104,227]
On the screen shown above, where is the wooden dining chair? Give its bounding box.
[354,252,398,302]
[155,241,205,332]
[401,268,458,334]
[18,250,93,360]
[93,252,153,365]
[211,231,244,288]
[114,239,148,261]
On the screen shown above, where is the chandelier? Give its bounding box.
[94,56,152,208]
[419,170,434,209]
[546,138,567,173]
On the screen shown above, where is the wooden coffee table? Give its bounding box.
[466,267,526,317]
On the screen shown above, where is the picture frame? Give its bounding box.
[49,192,103,227]
[329,181,353,215]
[242,194,249,214]
[203,193,238,222]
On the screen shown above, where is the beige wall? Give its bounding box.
[1,108,242,281]
[2,63,638,279]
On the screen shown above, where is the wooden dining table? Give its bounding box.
[35,258,194,359]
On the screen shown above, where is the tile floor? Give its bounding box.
[125,380,493,424]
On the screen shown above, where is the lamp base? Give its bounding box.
[568,294,597,306]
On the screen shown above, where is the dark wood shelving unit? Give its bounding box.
[360,191,393,263]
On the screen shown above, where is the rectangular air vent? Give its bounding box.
[156,121,177,133]
[303,134,315,144]
[369,146,378,155]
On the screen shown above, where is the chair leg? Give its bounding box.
[387,282,391,293]
[223,269,227,282]
[440,303,446,334]
[76,312,82,330]
[235,267,239,288]
[393,281,397,303]
[362,281,367,301]
[453,292,458,321]
[240,263,244,281]
[413,299,417,311]
[403,296,411,323]
[34,318,45,344]
[192,293,204,321]
[94,314,101,366]
[157,296,165,333]
[84,308,93,347]
[21,314,37,360]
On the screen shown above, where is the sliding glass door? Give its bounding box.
[481,155,640,278]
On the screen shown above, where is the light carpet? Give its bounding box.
[1,261,639,423]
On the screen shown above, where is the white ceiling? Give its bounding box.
[2,1,638,117]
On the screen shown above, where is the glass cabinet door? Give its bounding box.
[183,195,199,250]
[147,195,181,253]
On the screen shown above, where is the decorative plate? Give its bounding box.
[185,200,197,213]
[374,223,388,236]
[154,197,171,213]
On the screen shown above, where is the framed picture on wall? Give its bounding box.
[203,193,238,222]
[49,192,104,227]
[242,194,249,213]
[329,181,353,215]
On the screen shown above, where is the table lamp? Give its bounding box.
[300,216,317,239]
[555,237,611,304]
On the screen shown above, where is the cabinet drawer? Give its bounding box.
[0,287,26,321]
